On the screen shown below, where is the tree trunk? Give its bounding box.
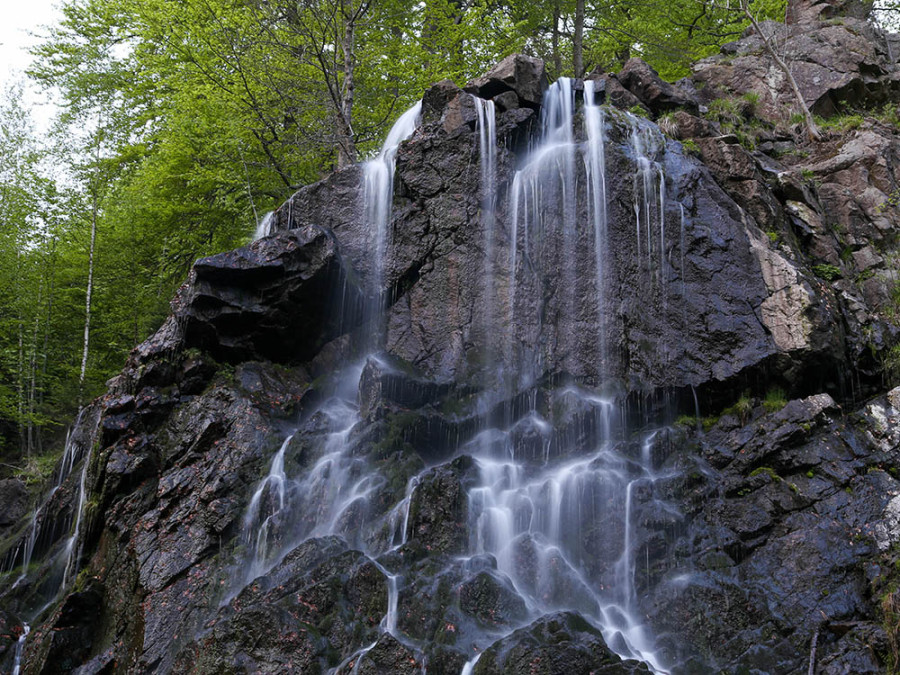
[552,2,562,76]
[79,183,98,407]
[337,0,359,169]
[574,0,585,77]
[17,288,25,454]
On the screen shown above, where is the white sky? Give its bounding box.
[0,0,63,132]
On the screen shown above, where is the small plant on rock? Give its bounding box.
[763,387,787,413]
[812,264,842,281]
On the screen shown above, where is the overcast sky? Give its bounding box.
[1,0,62,131]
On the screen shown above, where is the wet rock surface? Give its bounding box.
[642,390,900,672]
[473,612,650,674]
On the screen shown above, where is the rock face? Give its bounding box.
[693,1,898,119]
[4,5,900,674]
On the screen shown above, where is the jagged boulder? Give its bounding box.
[180,225,362,364]
[465,54,548,109]
[616,58,699,115]
[472,612,650,674]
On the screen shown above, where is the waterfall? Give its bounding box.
[458,79,670,672]
[11,622,29,675]
[252,211,274,241]
[363,101,423,326]
[233,362,366,594]
[583,80,609,381]
[61,441,93,590]
[628,118,667,289]
[221,81,682,673]
[2,408,94,593]
[473,96,499,372]
[241,434,290,582]
[230,104,424,631]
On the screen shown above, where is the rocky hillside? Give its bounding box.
[3,0,900,673]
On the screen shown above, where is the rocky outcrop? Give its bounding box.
[5,5,900,674]
[693,1,898,119]
[180,225,363,364]
[643,388,900,672]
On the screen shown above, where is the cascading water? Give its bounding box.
[229,81,684,673]
[60,442,93,590]
[231,103,425,629]
[583,80,609,381]
[457,79,675,672]
[11,622,29,675]
[252,211,274,241]
[233,362,369,593]
[363,101,423,324]
[473,96,498,370]
[1,408,96,599]
[629,116,667,289]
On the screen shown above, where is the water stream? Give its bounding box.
[221,80,684,673]
[11,621,29,675]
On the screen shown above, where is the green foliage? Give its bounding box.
[629,105,650,118]
[876,104,900,126]
[704,94,768,150]
[706,97,745,126]
[723,392,754,424]
[13,450,63,486]
[882,344,900,387]
[680,139,701,156]
[812,263,842,281]
[884,591,900,671]
[817,113,865,133]
[762,387,787,413]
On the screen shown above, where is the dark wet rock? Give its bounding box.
[176,537,386,674]
[585,71,647,112]
[617,58,699,115]
[350,633,424,675]
[272,164,363,236]
[0,479,28,529]
[27,580,104,674]
[0,610,24,673]
[473,612,650,674]
[458,570,528,628]
[406,456,475,553]
[358,355,455,420]
[643,389,900,671]
[385,552,526,671]
[180,225,363,365]
[465,54,548,109]
[492,90,519,112]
